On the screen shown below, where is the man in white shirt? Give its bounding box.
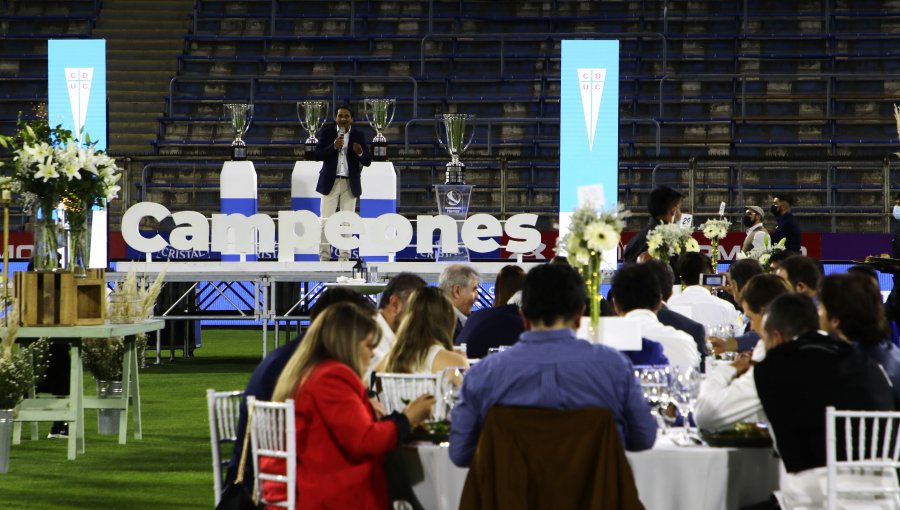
[611,263,700,368]
[693,273,792,431]
[668,252,744,332]
[368,272,427,376]
[438,264,481,342]
[741,205,770,253]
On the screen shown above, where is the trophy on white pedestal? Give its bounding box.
[364,98,396,161]
[297,100,328,160]
[224,103,253,161]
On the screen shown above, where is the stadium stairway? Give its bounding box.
[93,0,193,156]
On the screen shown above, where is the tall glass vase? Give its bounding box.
[66,203,91,278]
[31,198,60,272]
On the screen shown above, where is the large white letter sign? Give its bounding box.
[360,214,414,256]
[211,213,276,255]
[277,210,321,262]
[169,211,209,251]
[416,215,459,254]
[324,211,365,251]
[460,214,502,253]
[505,213,541,253]
[122,202,171,253]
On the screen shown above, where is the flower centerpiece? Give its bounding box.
[0,120,121,274]
[698,218,731,272]
[739,237,786,271]
[558,203,628,331]
[646,223,699,261]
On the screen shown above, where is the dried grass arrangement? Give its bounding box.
[0,303,49,409]
[83,268,167,381]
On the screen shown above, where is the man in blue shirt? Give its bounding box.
[449,264,658,467]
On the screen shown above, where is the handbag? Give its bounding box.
[216,401,263,510]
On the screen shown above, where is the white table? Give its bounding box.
[398,433,780,510]
[2,320,164,460]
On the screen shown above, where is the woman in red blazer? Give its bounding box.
[261,302,435,509]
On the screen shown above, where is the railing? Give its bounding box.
[166,75,418,118]
[418,32,668,76]
[402,117,659,156]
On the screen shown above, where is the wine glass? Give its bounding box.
[439,366,466,419]
[670,365,703,441]
[634,365,671,429]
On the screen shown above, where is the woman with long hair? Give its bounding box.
[455,265,527,357]
[261,302,435,509]
[378,286,469,375]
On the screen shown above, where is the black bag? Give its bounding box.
[216,482,261,510]
[216,401,262,510]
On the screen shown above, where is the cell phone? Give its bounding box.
[701,273,725,287]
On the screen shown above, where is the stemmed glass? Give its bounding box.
[634,365,671,429]
[670,365,703,442]
[439,367,467,419]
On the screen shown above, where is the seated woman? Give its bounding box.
[262,302,435,510]
[456,264,527,358]
[819,272,900,408]
[377,286,470,375]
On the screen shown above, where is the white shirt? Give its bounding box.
[454,306,468,327]
[624,309,700,368]
[336,127,350,177]
[743,223,769,252]
[667,285,744,332]
[368,312,396,378]
[693,364,766,432]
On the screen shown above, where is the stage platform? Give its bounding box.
[109,260,541,358]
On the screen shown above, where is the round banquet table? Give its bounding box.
[395,431,780,510]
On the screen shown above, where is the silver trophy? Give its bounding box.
[363,98,395,161]
[435,114,475,184]
[297,100,328,160]
[224,103,253,161]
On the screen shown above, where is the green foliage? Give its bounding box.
[0,338,49,409]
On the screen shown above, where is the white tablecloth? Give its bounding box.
[397,433,780,510]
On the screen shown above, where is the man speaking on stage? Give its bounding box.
[312,104,372,261]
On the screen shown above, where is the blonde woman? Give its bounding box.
[377,286,469,376]
[260,302,434,510]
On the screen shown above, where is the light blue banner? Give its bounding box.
[48,39,107,149]
[560,40,619,213]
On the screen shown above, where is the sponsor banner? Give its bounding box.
[560,40,619,215]
[820,233,891,262]
[48,39,107,148]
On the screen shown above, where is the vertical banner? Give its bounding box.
[49,39,108,268]
[48,39,107,149]
[560,40,619,218]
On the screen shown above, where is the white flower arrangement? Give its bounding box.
[558,202,629,327]
[738,237,787,270]
[699,218,731,242]
[646,223,699,260]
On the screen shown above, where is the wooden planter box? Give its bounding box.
[15,269,106,326]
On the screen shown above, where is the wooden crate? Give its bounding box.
[15,269,106,326]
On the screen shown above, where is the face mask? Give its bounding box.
[770,205,781,217]
[893,206,900,221]
[742,215,754,228]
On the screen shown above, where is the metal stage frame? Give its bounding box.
[109,261,540,360]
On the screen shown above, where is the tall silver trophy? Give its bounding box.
[225,103,253,161]
[435,113,475,184]
[363,98,395,161]
[297,100,328,160]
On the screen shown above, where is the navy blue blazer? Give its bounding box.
[457,305,525,358]
[312,125,372,198]
[624,338,670,366]
[657,304,708,358]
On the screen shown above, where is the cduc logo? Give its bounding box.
[64,67,93,135]
[577,68,606,151]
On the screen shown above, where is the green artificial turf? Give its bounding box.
[0,328,268,509]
